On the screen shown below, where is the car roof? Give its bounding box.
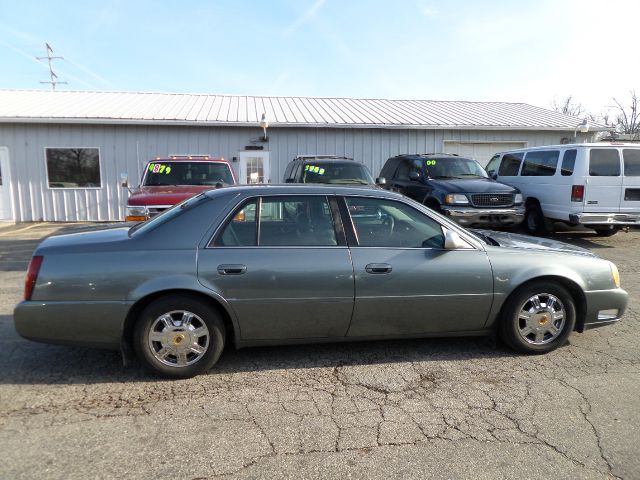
[204,183,396,198]
[495,142,640,155]
[294,155,354,161]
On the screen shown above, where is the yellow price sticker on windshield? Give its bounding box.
[148,163,172,174]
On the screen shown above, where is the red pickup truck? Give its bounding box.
[124,155,236,221]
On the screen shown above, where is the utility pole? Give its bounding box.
[36,43,67,90]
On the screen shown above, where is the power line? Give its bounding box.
[36,43,67,90]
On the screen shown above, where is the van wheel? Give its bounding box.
[524,204,547,235]
[500,281,576,354]
[133,295,226,378]
[594,228,618,237]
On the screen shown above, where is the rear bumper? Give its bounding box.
[581,288,628,331]
[569,212,640,226]
[14,300,131,349]
[441,205,525,227]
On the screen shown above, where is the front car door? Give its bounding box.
[198,194,354,341]
[341,195,494,337]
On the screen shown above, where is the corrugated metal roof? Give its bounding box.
[0,89,608,131]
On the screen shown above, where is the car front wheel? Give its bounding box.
[500,281,576,354]
[133,295,226,378]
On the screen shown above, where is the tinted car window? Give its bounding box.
[395,159,411,181]
[561,149,577,176]
[380,158,399,179]
[589,149,620,176]
[215,199,258,246]
[260,196,337,246]
[521,150,559,176]
[486,155,500,175]
[498,153,523,176]
[345,197,444,248]
[623,149,640,176]
[144,161,234,186]
[302,162,374,185]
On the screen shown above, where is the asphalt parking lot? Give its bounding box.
[0,222,638,479]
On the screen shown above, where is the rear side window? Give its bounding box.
[394,159,411,180]
[623,149,640,176]
[521,150,560,176]
[589,149,620,176]
[498,153,523,176]
[561,150,577,176]
[380,158,399,179]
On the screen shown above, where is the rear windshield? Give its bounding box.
[129,193,209,236]
[302,162,374,185]
[423,157,488,179]
[589,149,620,176]
[143,161,234,186]
[623,149,640,176]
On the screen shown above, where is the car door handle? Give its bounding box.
[217,264,247,275]
[365,263,392,274]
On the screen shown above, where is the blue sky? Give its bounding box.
[0,0,638,114]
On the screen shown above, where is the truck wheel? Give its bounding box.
[594,228,618,237]
[133,295,226,378]
[500,281,576,354]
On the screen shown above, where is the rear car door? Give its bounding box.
[621,148,640,214]
[341,195,494,337]
[584,148,622,212]
[198,194,354,340]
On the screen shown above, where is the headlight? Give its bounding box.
[609,262,620,288]
[444,194,469,205]
[514,193,523,204]
[126,205,148,222]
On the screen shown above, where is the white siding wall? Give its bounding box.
[0,123,589,221]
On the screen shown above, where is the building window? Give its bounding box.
[46,148,101,188]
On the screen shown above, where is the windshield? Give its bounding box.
[143,161,234,186]
[302,162,374,185]
[424,157,488,179]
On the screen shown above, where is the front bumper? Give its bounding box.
[14,300,131,349]
[581,288,628,332]
[441,205,525,227]
[569,212,640,226]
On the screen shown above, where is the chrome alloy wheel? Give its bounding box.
[147,310,210,367]
[517,293,566,345]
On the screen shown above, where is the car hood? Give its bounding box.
[472,230,596,257]
[429,178,517,194]
[128,185,215,206]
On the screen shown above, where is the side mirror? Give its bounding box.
[490,173,498,180]
[215,182,224,189]
[408,171,421,181]
[443,228,472,250]
[120,173,129,188]
[375,177,386,186]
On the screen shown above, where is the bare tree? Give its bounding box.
[612,90,640,135]
[552,96,584,117]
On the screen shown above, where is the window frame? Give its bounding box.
[338,195,449,250]
[44,146,103,190]
[209,194,347,248]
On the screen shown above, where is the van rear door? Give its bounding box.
[621,148,640,214]
[584,148,622,213]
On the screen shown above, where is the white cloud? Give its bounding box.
[282,0,327,36]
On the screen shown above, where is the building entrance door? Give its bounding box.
[239,150,270,184]
[0,147,13,221]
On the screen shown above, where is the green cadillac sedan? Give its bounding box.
[14,185,627,378]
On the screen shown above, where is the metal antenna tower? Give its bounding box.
[36,43,67,90]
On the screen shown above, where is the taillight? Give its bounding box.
[571,185,584,202]
[24,256,44,301]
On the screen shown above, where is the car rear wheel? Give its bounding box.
[499,281,576,354]
[133,295,225,378]
[524,204,552,235]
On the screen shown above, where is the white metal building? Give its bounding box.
[0,89,603,222]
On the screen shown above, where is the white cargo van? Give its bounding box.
[486,143,640,236]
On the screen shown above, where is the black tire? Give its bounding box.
[423,199,442,213]
[133,295,226,378]
[594,228,618,237]
[524,203,550,235]
[499,281,576,354]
